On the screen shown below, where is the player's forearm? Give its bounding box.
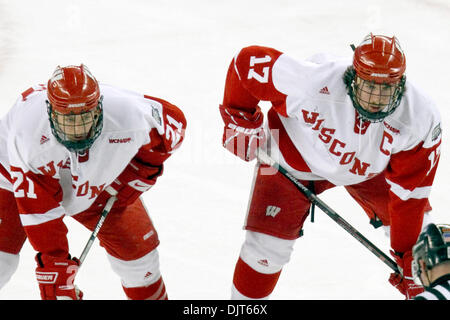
[389,196,429,253]
[23,216,69,258]
[222,60,261,113]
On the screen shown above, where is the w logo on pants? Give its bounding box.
[265,206,281,218]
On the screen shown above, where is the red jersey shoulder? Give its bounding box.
[234,46,282,83]
[143,95,187,153]
[21,84,47,101]
[234,46,286,104]
[144,95,186,128]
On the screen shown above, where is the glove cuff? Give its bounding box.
[129,158,164,180]
[390,249,413,277]
[219,104,264,129]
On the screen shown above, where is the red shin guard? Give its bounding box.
[233,257,281,299]
[122,276,168,300]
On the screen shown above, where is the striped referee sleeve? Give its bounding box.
[414,281,450,300]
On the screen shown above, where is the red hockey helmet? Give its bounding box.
[46,65,103,152]
[47,64,101,114]
[353,33,406,84]
[344,34,407,122]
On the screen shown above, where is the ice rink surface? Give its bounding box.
[0,0,449,300]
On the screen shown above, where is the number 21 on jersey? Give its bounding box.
[10,168,37,199]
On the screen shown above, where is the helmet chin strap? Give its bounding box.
[421,268,432,288]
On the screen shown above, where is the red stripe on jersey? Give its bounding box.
[267,108,312,172]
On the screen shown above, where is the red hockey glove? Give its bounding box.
[35,253,83,300]
[220,105,266,162]
[109,158,163,207]
[388,250,424,299]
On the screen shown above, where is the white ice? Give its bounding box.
[0,0,449,300]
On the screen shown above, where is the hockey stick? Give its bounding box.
[79,187,118,265]
[256,149,399,273]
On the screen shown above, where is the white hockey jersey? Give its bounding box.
[0,83,186,254]
[222,46,442,253]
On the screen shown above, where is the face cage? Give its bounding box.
[47,97,103,152]
[343,67,406,123]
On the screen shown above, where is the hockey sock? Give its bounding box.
[122,276,168,300]
[0,251,20,290]
[232,257,281,299]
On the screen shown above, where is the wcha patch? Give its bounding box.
[432,123,441,141]
[152,106,162,126]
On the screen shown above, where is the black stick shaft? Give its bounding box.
[79,193,117,265]
[257,149,399,273]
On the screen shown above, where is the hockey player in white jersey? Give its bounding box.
[0,64,186,299]
[219,33,442,299]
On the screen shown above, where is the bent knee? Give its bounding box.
[240,231,296,273]
[107,248,161,288]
